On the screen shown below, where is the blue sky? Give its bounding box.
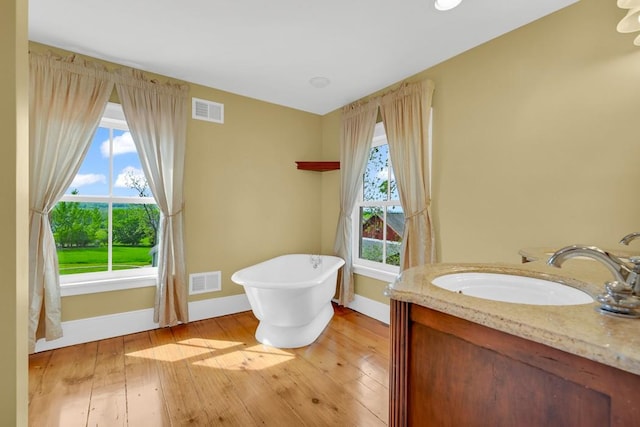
[68,127,147,197]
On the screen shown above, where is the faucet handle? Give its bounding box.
[597,281,640,318]
[626,256,640,274]
[628,256,640,265]
[624,257,640,297]
[605,281,633,297]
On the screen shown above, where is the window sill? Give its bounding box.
[353,264,399,284]
[60,273,157,297]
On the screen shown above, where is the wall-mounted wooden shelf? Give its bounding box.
[295,161,340,172]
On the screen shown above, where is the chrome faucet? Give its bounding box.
[310,254,322,269]
[548,245,640,317]
[547,245,632,285]
[620,231,640,246]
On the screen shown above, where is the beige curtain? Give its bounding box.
[380,80,436,271]
[114,69,189,327]
[334,100,379,304]
[29,52,114,353]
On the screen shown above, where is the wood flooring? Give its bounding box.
[28,305,389,426]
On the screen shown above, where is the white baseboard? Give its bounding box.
[34,293,250,353]
[341,294,390,325]
[189,294,251,321]
[33,293,389,353]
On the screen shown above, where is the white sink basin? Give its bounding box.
[432,272,593,305]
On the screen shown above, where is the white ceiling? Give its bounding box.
[28,0,579,115]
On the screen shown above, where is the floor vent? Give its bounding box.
[189,271,222,295]
[192,97,224,124]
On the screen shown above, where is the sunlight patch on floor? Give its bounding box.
[126,339,240,362]
[194,344,295,371]
[177,338,240,351]
[125,339,295,369]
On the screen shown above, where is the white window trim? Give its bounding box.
[353,263,399,284]
[58,102,159,296]
[352,122,401,282]
[351,109,433,284]
[60,269,157,296]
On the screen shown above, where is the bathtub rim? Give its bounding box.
[231,254,345,290]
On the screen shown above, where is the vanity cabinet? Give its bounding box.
[390,300,640,426]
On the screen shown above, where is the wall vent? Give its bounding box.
[192,97,224,124]
[189,271,222,295]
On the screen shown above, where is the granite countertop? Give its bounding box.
[386,258,640,376]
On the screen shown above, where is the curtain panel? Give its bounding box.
[380,80,436,271]
[28,52,114,353]
[334,79,436,306]
[114,69,189,327]
[333,100,379,304]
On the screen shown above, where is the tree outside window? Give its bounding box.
[355,123,404,268]
[51,103,159,276]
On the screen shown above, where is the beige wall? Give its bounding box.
[320,109,341,255]
[321,0,640,303]
[185,82,323,299]
[1,0,29,424]
[28,43,324,321]
[429,0,640,263]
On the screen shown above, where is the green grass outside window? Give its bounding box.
[57,246,154,275]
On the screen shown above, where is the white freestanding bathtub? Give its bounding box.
[231,254,345,348]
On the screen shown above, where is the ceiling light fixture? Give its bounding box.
[617,0,640,45]
[618,0,640,8]
[434,0,462,11]
[617,8,640,32]
[309,76,331,89]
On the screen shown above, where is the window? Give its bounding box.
[352,122,404,281]
[53,103,159,292]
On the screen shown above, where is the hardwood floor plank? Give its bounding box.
[148,327,213,426]
[123,331,171,426]
[330,314,390,358]
[321,327,390,388]
[342,310,390,340]
[171,322,257,426]
[28,349,52,403]
[29,306,390,426]
[344,370,389,422]
[212,315,307,426]
[292,339,364,386]
[230,313,387,426]
[236,310,366,388]
[218,315,337,427]
[86,337,127,427]
[28,342,98,427]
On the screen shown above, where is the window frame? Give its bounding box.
[352,122,402,283]
[57,103,158,296]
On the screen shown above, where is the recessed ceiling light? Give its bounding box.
[309,76,331,88]
[435,0,462,11]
